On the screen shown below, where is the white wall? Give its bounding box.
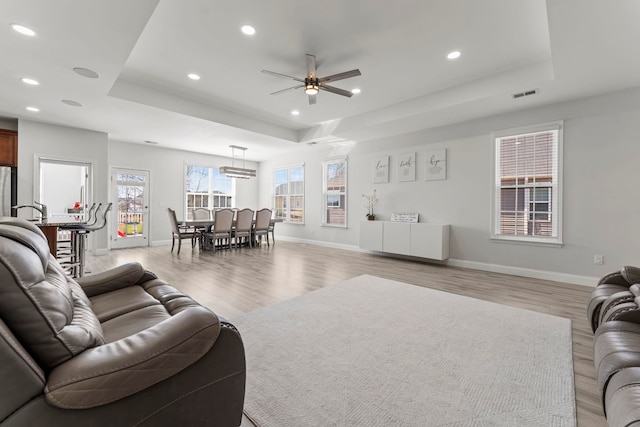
[259,88,640,284]
[17,120,109,251]
[13,88,640,284]
[108,140,259,246]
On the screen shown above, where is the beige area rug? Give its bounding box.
[233,275,576,426]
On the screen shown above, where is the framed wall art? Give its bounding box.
[397,152,416,182]
[372,155,389,183]
[425,149,447,181]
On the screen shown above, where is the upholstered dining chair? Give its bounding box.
[233,208,254,248]
[202,209,234,251]
[192,208,211,220]
[166,208,199,254]
[253,208,272,246]
[268,220,276,245]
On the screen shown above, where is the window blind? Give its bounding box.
[495,129,559,239]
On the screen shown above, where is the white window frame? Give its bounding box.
[184,164,235,219]
[322,157,348,228]
[490,121,563,246]
[273,163,305,224]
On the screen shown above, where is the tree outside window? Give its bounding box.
[273,164,304,223]
[185,165,233,219]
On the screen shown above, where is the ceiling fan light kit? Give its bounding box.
[220,145,256,179]
[262,54,361,105]
[304,81,319,95]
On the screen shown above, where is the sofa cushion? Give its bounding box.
[89,285,161,323]
[101,305,171,343]
[0,220,105,371]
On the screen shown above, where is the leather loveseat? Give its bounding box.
[588,266,640,427]
[0,217,245,426]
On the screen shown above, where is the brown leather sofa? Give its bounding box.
[0,218,245,426]
[588,266,640,427]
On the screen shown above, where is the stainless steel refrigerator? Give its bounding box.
[0,166,17,217]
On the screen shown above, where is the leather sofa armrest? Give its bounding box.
[598,270,633,287]
[604,367,640,425]
[44,304,220,409]
[622,266,640,285]
[599,291,638,325]
[589,285,631,332]
[594,321,640,397]
[76,263,152,297]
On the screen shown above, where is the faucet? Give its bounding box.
[13,201,48,221]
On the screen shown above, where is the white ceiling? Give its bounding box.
[1,0,639,161]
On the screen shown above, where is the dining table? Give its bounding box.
[180,218,282,229]
[181,218,282,250]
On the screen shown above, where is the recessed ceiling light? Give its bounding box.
[241,25,256,35]
[21,78,39,85]
[62,100,83,107]
[73,67,99,78]
[447,51,461,60]
[11,24,35,36]
[291,110,300,116]
[188,73,201,80]
[26,106,39,112]
[351,88,361,94]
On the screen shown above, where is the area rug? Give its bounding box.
[233,275,576,426]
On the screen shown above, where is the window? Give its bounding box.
[273,164,305,223]
[491,122,562,244]
[322,158,347,227]
[185,165,234,219]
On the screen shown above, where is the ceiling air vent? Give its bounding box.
[512,89,538,99]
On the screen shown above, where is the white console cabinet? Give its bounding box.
[359,221,450,260]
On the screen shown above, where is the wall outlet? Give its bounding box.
[594,255,604,265]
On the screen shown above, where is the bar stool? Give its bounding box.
[59,203,112,278]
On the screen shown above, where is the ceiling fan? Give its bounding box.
[261,54,361,105]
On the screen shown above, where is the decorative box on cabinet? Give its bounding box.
[359,220,450,260]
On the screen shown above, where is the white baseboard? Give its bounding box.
[276,235,364,252]
[276,236,598,287]
[445,258,597,287]
[151,239,172,247]
[94,248,109,256]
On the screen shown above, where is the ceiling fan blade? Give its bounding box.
[318,69,361,83]
[308,94,317,105]
[319,84,353,97]
[261,70,305,83]
[306,54,317,79]
[270,85,305,95]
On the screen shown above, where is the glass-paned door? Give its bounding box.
[111,168,149,249]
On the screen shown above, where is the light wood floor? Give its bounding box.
[86,240,605,426]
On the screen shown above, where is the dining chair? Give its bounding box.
[202,208,234,251]
[166,207,199,254]
[253,208,272,246]
[268,220,276,245]
[192,208,211,220]
[233,208,254,248]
